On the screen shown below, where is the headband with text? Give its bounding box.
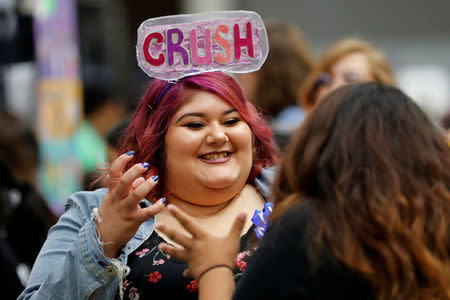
[136,11,269,80]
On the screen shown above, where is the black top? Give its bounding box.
[119,226,257,299]
[233,203,374,300]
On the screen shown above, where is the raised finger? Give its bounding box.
[158,242,188,262]
[155,223,192,248]
[108,150,135,178]
[167,204,204,238]
[114,162,150,198]
[123,173,158,209]
[132,177,146,189]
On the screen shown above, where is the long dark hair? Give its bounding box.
[272,82,450,299]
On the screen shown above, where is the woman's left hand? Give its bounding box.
[156,204,246,280]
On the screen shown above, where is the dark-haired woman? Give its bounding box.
[159,82,450,300]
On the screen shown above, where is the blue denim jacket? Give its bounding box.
[18,168,275,299]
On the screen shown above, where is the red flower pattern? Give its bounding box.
[235,251,250,271]
[187,280,198,292]
[148,271,162,283]
[236,260,247,271]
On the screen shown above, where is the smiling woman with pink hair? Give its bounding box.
[19,72,278,300]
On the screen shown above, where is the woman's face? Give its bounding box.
[164,90,253,206]
[316,52,374,102]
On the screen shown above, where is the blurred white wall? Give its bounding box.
[181,0,236,13]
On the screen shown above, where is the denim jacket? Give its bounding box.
[18,168,275,300]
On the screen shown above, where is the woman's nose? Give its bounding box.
[206,124,229,146]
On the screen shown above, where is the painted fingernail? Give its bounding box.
[152,175,159,181]
[161,197,166,205]
[126,150,135,156]
[142,162,150,168]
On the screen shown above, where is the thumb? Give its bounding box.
[228,212,247,240]
[183,268,194,278]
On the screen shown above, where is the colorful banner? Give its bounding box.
[33,0,82,215]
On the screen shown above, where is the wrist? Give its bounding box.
[197,264,234,283]
[197,266,236,300]
[93,217,118,258]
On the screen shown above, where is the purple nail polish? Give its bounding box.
[126,150,135,156]
[152,175,159,181]
[142,162,150,168]
[161,197,166,204]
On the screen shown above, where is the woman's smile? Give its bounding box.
[199,151,232,164]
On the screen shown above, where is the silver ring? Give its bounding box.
[106,174,120,181]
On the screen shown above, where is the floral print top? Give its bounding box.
[117,227,256,300]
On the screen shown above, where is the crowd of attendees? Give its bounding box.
[1,13,449,300]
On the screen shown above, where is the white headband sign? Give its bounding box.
[136,11,269,80]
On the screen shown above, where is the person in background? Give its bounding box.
[19,72,278,300]
[158,82,450,300]
[300,38,396,111]
[442,111,450,143]
[237,20,314,149]
[0,112,57,300]
[106,117,131,163]
[74,68,129,189]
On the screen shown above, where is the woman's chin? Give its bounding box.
[200,176,240,190]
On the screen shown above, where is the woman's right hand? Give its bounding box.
[156,204,246,280]
[97,152,165,258]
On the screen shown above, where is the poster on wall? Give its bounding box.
[34,0,82,215]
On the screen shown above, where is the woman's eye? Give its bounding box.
[223,118,240,125]
[185,122,204,128]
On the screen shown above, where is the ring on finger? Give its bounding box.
[106,174,121,181]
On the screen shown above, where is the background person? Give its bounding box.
[73,68,130,190]
[158,82,450,300]
[442,111,450,143]
[237,20,314,149]
[106,116,131,163]
[0,112,57,300]
[300,38,396,111]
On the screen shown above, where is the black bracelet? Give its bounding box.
[197,264,234,282]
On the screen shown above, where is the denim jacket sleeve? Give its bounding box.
[18,188,155,300]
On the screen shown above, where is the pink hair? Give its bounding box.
[118,72,278,202]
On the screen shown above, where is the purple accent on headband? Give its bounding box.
[152,82,175,110]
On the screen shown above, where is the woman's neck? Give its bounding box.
[156,184,265,243]
[166,191,238,219]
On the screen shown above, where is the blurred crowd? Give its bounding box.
[1,2,450,299]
